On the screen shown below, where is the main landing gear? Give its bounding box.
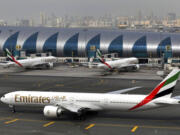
[71,110,87,120]
[77,112,86,120]
[9,105,16,113]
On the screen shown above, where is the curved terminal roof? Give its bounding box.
[0,26,179,58]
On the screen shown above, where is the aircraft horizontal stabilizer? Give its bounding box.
[154,100,176,105]
[172,96,180,100]
[107,86,142,94]
[59,103,89,113]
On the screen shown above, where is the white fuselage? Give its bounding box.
[7,56,56,68]
[97,57,138,70]
[1,91,179,112]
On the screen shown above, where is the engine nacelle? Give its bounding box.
[43,106,62,118]
[47,63,54,69]
[133,64,140,71]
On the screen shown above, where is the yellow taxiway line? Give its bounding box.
[55,84,64,87]
[1,116,180,131]
[85,124,95,130]
[4,119,19,124]
[43,121,55,127]
[131,126,138,132]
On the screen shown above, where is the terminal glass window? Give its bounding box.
[132,36,147,58]
[157,37,171,57]
[23,32,38,54]
[43,32,58,56]
[3,32,19,53]
[63,33,79,57]
[86,34,100,57]
[108,35,123,57]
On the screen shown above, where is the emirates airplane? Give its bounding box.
[0,48,57,69]
[95,49,139,72]
[1,69,180,119]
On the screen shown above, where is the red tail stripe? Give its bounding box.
[103,62,113,70]
[11,56,23,67]
[129,81,166,110]
[99,58,113,70]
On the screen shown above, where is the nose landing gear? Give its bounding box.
[9,105,16,113]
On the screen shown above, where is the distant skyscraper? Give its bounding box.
[137,10,142,22]
[20,19,30,26]
[30,18,34,27]
[15,19,30,27]
[150,11,154,20]
[40,12,47,26]
[167,13,176,21]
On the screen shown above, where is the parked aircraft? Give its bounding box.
[1,69,180,119]
[94,49,139,72]
[0,48,57,69]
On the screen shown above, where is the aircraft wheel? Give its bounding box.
[9,105,16,113]
[78,114,86,120]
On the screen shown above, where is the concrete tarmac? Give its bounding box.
[0,75,180,135]
[0,64,162,80]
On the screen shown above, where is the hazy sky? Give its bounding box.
[0,0,179,22]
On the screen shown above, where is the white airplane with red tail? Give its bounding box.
[0,48,57,69]
[1,69,180,119]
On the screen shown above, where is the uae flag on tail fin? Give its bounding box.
[96,49,104,63]
[130,68,180,110]
[5,48,13,61]
[5,48,23,67]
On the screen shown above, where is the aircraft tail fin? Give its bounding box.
[130,68,180,110]
[96,49,113,70]
[5,48,13,61]
[151,68,180,98]
[5,48,23,67]
[96,49,104,63]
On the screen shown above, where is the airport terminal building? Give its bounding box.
[0,26,179,58]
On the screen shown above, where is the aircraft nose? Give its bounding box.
[0,96,5,103]
[0,94,8,103]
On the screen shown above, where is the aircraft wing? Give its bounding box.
[31,63,44,67]
[107,86,142,94]
[0,62,16,68]
[79,62,99,68]
[59,103,90,113]
[118,64,138,69]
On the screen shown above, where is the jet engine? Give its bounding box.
[47,63,54,69]
[43,106,62,118]
[133,64,140,71]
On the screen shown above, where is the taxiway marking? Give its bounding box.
[38,83,41,87]
[4,119,19,124]
[55,84,64,87]
[91,79,104,86]
[43,121,55,127]
[0,117,11,121]
[131,126,138,132]
[1,117,180,131]
[85,124,95,130]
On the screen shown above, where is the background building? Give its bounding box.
[0,26,179,59]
